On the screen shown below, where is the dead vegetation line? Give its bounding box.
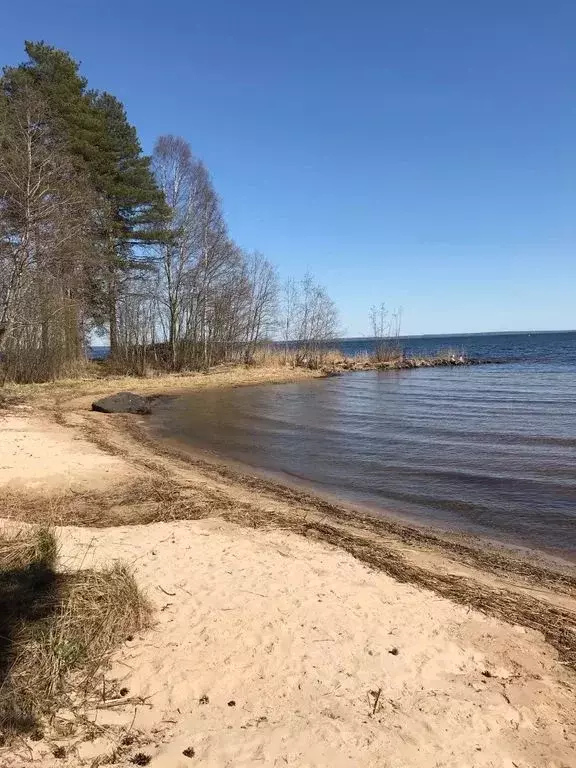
[59,409,576,669]
[116,415,576,593]
[299,522,576,669]
[5,405,576,672]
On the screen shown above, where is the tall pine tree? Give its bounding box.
[2,41,169,352]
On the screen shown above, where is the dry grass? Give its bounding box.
[368,344,404,364]
[0,527,151,738]
[0,480,220,528]
[3,468,576,673]
[0,390,27,411]
[0,363,323,412]
[244,346,346,369]
[241,345,408,371]
[0,527,57,572]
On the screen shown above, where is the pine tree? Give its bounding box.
[90,91,168,248]
[1,41,169,352]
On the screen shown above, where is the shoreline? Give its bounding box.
[1,365,575,766]
[3,366,575,638]
[127,416,576,603]
[147,419,576,570]
[145,367,575,568]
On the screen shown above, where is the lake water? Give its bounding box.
[150,332,576,557]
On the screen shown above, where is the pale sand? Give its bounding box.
[5,518,574,768]
[0,375,575,767]
[0,412,136,493]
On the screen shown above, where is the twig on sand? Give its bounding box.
[97,695,153,710]
[14,735,33,758]
[127,707,138,734]
[371,688,382,715]
[157,585,176,596]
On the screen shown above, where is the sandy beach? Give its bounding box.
[1,367,575,767]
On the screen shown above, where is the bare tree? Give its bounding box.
[369,302,403,362]
[297,274,339,364]
[281,277,298,363]
[192,161,229,369]
[0,85,96,381]
[242,251,278,360]
[369,302,388,340]
[278,274,338,367]
[152,135,199,368]
[151,137,281,372]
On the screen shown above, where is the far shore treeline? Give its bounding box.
[0,42,365,384]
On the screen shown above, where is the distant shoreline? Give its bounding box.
[342,328,576,340]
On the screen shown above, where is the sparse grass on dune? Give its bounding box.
[0,527,151,740]
[0,526,57,573]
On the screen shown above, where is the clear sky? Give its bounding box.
[3,1,575,336]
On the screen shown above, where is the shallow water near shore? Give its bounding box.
[150,332,576,556]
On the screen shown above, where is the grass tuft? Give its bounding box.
[0,527,151,738]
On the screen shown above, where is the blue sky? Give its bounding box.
[3,1,575,336]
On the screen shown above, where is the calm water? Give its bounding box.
[150,332,576,556]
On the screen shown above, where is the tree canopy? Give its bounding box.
[0,41,338,382]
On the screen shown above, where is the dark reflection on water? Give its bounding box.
[150,338,576,555]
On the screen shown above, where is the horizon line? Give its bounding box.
[339,329,576,341]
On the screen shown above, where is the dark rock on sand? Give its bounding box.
[92,392,152,415]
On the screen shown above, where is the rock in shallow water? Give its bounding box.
[91,392,151,415]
